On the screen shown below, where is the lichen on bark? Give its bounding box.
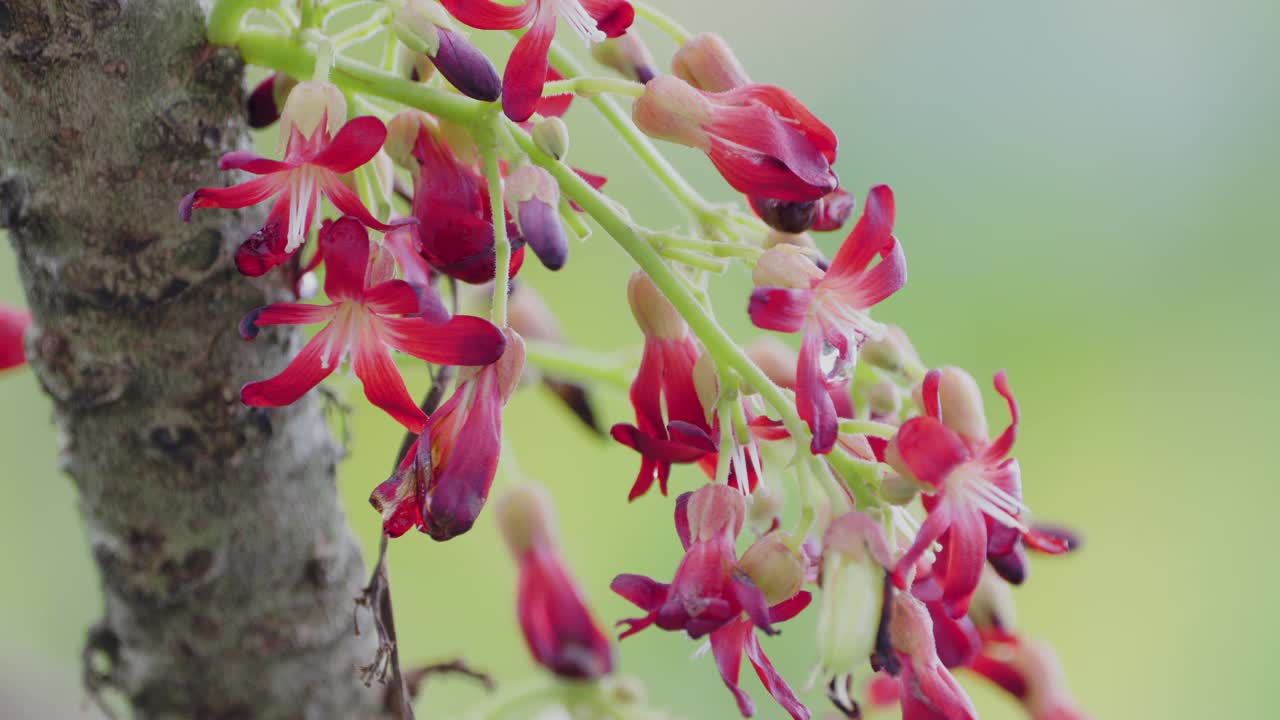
[0,2,388,717]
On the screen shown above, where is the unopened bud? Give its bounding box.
[686,483,746,543]
[627,271,688,341]
[438,117,481,165]
[752,245,823,289]
[746,337,798,388]
[495,329,527,402]
[740,533,805,605]
[692,353,720,426]
[866,381,901,419]
[495,483,555,557]
[817,512,892,678]
[889,591,935,657]
[507,165,568,271]
[247,73,294,129]
[762,229,818,252]
[632,76,713,150]
[969,567,1017,637]
[672,33,750,92]
[392,0,448,56]
[386,109,433,169]
[860,325,916,374]
[279,81,347,141]
[531,116,571,160]
[879,471,918,506]
[935,366,988,440]
[407,49,437,83]
[592,33,658,83]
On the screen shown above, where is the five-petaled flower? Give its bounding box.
[610,272,716,500]
[886,367,1069,618]
[370,328,525,540]
[634,76,839,203]
[496,483,615,680]
[238,217,506,431]
[612,485,812,719]
[439,0,634,122]
[748,185,907,454]
[0,305,30,372]
[180,81,400,277]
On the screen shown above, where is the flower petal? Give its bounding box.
[218,150,294,175]
[501,0,557,122]
[309,116,387,174]
[748,287,814,333]
[352,331,428,432]
[0,305,30,371]
[380,314,506,366]
[709,620,756,718]
[581,0,635,37]
[319,217,371,300]
[796,329,838,454]
[744,631,812,720]
[321,175,397,232]
[421,374,503,539]
[826,184,895,279]
[180,175,286,219]
[241,325,339,407]
[893,417,970,487]
[239,303,335,340]
[438,0,537,29]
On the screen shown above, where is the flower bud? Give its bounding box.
[278,81,347,141]
[495,483,556,557]
[691,352,721,427]
[811,187,856,232]
[816,512,893,678]
[860,325,917,374]
[438,117,480,165]
[592,33,658,83]
[632,76,713,150]
[627,271,688,341]
[506,165,568,270]
[935,366,988,440]
[968,567,1017,638]
[247,73,287,129]
[672,33,750,92]
[866,380,901,419]
[494,328,527,402]
[0,304,31,372]
[685,483,746,543]
[531,116,571,161]
[740,532,805,605]
[385,109,433,169]
[762,229,818,252]
[746,336,798,389]
[752,245,823,289]
[392,0,447,57]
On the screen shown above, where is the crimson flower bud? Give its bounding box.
[506,165,568,270]
[496,484,615,680]
[591,32,658,83]
[672,33,751,92]
[246,73,285,129]
[740,532,805,605]
[0,305,30,371]
[889,593,979,720]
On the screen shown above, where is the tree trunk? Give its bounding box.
[0,2,387,717]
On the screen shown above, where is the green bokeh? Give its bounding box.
[2,1,1275,717]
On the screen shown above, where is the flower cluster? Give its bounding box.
[145,4,1091,718]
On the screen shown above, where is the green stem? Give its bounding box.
[479,118,511,326]
[542,76,646,99]
[207,0,257,45]
[646,230,764,260]
[523,341,633,391]
[837,418,900,439]
[507,127,811,444]
[634,1,693,44]
[656,246,729,273]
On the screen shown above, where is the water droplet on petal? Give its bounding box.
[820,340,856,384]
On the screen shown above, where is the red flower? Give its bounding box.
[410,125,528,284]
[0,305,30,371]
[633,76,838,202]
[612,485,776,640]
[370,329,525,540]
[439,0,635,122]
[239,217,505,431]
[496,484,615,679]
[610,272,716,500]
[969,638,1091,720]
[889,592,978,720]
[180,82,398,277]
[749,185,906,453]
[613,485,811,719]
[886,368,1069,618]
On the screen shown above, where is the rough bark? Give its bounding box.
[0,2,387,718]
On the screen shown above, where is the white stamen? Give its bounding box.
[287,168,318,252]
[691,639,712,661]
[554,0,606,45]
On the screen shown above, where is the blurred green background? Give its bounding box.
[2,0,1275,717]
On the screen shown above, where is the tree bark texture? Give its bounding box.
[0,2,387,718]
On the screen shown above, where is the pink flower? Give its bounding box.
[610,272,716,500]
[887,368,1069,618]
[969,638,1092,720]
[370,329,525,540]
[0,305,30,371]
[180,82,398,277]
[496,484,614,679]
[613,485,811,719]
[634,76,839,203]
[889,592,978,720]
[749,185,906,453]
[239,217,505,431]
[439,0,634,121]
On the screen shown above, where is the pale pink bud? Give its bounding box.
[672,33,751,92]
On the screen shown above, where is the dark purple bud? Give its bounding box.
[433,28,501,102]
[749,195,819,233]
[246,74,282,129]
[517,199,568,270]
